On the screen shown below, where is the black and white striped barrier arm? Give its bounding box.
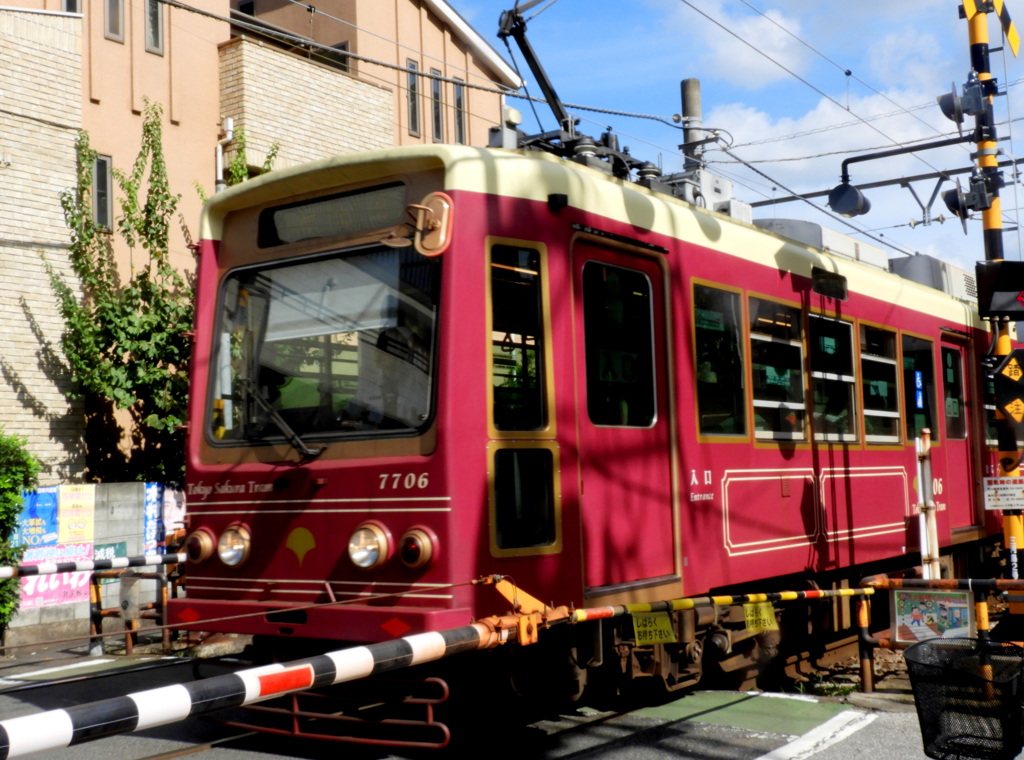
[0,622,509,759]
[0,553,186,580]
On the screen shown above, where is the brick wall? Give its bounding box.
[219,37,395,171]
[0,9,86,483]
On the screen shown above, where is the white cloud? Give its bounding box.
[666,2,813,89]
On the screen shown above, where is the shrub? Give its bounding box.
[0,428,41,634]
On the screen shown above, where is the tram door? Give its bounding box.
[940,337,978,529]
[571,241,677,591]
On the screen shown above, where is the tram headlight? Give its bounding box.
[217,524,252,567]
[348,522,390,570]
[398,527,437,569]
[184,529,215,564]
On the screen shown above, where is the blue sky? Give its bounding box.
[448,0,1024,271]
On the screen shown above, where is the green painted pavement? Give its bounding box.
[635,691,851,735]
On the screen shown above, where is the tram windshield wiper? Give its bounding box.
[240,377,325,460]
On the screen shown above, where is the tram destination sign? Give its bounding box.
[984,476,1024,511]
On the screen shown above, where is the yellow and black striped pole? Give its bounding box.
[962,0,1022,636]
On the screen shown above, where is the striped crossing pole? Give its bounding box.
[0,621,509,759]
[569,587,875,623]
[0,552,186,580]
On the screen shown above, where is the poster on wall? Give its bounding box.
[19,543,93,609]
[143,483,165,555]
[163,488,186,538]
[57,484,95,544]
[15,485,94,609]
[13,486,59,548]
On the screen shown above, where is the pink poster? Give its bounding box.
[19,543,93,609]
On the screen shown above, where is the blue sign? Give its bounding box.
[14,487,59,547]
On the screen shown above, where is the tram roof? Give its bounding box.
[200,144,983,329]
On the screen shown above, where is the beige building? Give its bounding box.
[223,0,521,169]
[2,0,227,482]
[1,0,518,482]
[1,8,85,482]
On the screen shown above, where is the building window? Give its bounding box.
[63,0,81,13]
[238,0,255,15]
[105,0,123,41]
[453,79,467,144]
[320,41,350,73]
[146,0,164,55]
[94,155,113,230]
[430,69,444,142]
[407,60,421,137]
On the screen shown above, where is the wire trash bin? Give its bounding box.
[904,637,1024,760]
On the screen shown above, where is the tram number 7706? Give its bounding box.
[378,473,431,490]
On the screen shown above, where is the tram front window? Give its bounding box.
[210,245,440,443]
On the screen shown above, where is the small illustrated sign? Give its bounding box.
[891,589,974,646]
[632,612,678,644]
[743,601,779,633]
[983,477,1024,511]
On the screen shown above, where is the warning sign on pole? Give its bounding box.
[992,349,1024,441]
[984,477,1024,511]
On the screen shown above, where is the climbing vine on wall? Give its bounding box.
[47,100,193,484]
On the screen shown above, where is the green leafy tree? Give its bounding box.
[0,428,40,636]
[47,101,193,483]
[195,126,280,203]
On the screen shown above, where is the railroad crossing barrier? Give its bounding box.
[0,552,186,580]
[0,621,511,759]
[0,576,878,758]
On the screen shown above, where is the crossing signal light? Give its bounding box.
[942,180,971,234]
[827,182,871,217]
[937,84,965,131]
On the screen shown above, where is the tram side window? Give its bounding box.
[902,336,938,442]
[810,316,857,442]
[583,263,656,427]
[494,448,556,549]
[861,326,900,444]
[984,377,999,447]
[749,298,805,440]
[491,245,546,431]
[942,346,967,440]
[694,285,745,436]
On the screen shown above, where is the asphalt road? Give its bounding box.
[0,645,963,760]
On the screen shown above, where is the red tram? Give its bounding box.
[169,142,1001,696]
